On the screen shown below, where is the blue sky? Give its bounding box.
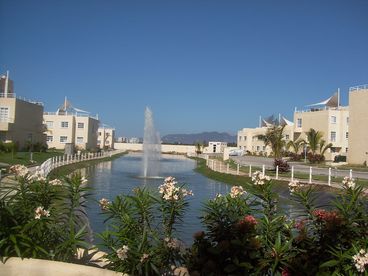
[1,1,367,137]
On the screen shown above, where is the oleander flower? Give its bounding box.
[251,171,270,185]
[237,215,258,232]
[99,198,110,210]
[230,186,245,198]
[288,180,303,193]
[352,249,368,273]
[140,253,149,263]
[34,206,50,219]
[342,176,355,189]
[164,237,183,250]
[49,178,63,186]
[159,176,193,201]
[116,245,129,260]
[9,164,29,178]
[81,176,88,184]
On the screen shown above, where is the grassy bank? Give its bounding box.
[0,150,64,167]
[193,157,287,187]
[48,151,127,178]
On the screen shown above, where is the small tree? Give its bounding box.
[258,125,286,159]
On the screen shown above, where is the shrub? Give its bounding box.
[307,153,325,163]
[274,158,290,172]
[0,167,91,263]
[98,177,193,275]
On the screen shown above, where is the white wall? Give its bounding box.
[114,143,196,154]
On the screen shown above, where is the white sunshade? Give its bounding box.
[306,92,339,107]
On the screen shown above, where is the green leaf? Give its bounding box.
[319,260,339,268]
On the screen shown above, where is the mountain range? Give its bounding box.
[161,132,237,145]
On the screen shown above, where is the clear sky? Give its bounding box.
[1,0,367,137]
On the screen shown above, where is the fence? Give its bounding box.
[196,154,360,188]
[37,150,119,177]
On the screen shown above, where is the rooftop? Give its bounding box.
[0,93,44,106]
[349,84,368,92]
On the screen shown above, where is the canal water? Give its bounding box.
[83,153,335,245]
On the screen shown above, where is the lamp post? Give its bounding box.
[304,144,307,163]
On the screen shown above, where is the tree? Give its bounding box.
[286,139,304,154]
[258,125,286,158]
[319,139,333,156]
[305,128,324,154]
[195,142,203,154]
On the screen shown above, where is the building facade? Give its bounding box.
[44,99,99,150]
[98,125,115,149]
[237,117,294,156]
[0,72,45,148]
[347,85,368,165]
[204,141,228,153]
[293,106,349,161]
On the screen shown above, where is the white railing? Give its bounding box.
[203,157,360,188]
[37,150,120,177]
[349,84,368,92]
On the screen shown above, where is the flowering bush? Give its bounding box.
[99,177,192,275]
[273,158,290,172]
[0,168,91,263]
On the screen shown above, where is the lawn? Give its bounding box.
[0,150,64,167]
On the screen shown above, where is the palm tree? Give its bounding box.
[319,139,333,156]
[305,128,324,154]
[286,139,304,154]
[258,125,286,158]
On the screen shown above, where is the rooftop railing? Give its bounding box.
[43,111,98,120]
[349,84,368,92]
[294,106,348,113]
[0,93,43,106]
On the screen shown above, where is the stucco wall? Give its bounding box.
[348,89,368,165]
[114,142,195,153]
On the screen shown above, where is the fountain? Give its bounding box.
[142,107,161,178]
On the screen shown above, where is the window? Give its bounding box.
[60,136,68,143]
[61,121,69,128]
[0,107,9,122]
[98,132,102,136]
[331,116,337,124]
[239,136,242,141]
[285,135,290,140]
[263,146,266,151]
[346,147,348,153]
[46,121,53,129]
[46,136,53,142]
[244,136,247,141]
[346,132,349,139]
[77,122,84,129]
[256,146,260,151]
[347,117,349,124]
[297,118,302,128]
[76,137,84,144]
[330,131,336,142]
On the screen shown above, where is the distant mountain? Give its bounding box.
[161,132,237,145]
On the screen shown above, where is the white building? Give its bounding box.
[44,98,99,150]
[204,141,228,153]
[98,125,115,149]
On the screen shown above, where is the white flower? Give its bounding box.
[352,249,368,273]
[81,176,88,184]
[288,180,303,193]
[251,171,270,185]
[34,206,50,219]
[99,198,110,210]
[342,176,355,189]
[140,253,149,263]
[116,245,129,260]
[9,164,29,177]
[159,176,193,201]
[165,237,184,251]
[49,178,62,186]
[230,186,246,198]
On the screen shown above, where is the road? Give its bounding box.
[230,156,368,180]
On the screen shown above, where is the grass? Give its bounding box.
[0,150,64,167]
[48,151,127,178]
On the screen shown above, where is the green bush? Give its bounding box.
[0,165,91,263]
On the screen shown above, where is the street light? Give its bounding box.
[304,144,307,163]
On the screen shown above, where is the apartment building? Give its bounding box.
[237,116,294,156]
[293,92,349,160]
[347,85,368,165]
[98,125,115,149]
[0,72,45,148]
[44,99,99,150]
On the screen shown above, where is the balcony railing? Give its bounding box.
[349,84,368,92]
[44,111,98,120]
